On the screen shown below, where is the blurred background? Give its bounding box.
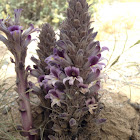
[0,0,140,138]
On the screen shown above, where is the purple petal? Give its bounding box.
[64,66,80,77]
[79,83,89,94]
[101,46,109,52]
[53,48,65,58]
[77,76,83,84]
[22,24,39,39]
[38,75,45,83]
[26,65,31,71]
[47,89,60,98]
[22,35,31,48]
[22,24,34,37]
[45,89,64,107]
[89,81,100,93]
[45,85,53,93]
[0,19,13,39]
[50,67,61,78]
[8,25,22,32]
[14,9,22,25]
[72,67,79,76]
[86,69,100,83]
[91,45,101,56]
[69,77,75,85]
[88,56,99,66]
[45,55,54,63]
[63,77,71,85]
[97,54,101,59]
[45,93,50,99]
[64,66,72,77]
[86,41,97,51]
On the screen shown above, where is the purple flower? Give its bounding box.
[53,48,65,58]
[38,75,47,87]
[63,66,83,85]
[85,97,98,114]
[45,67,63,86]
[87,55,106,72]
[45,89,64,107]
[78,83,89,94]
[8,25,22,33]
[0,9,39,52]
[45,48,72,67]
[101,46,109,52]
[89,55,99,66]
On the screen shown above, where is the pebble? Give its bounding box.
[2,106,11,115]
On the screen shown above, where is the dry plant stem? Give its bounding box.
[15,61,35,140]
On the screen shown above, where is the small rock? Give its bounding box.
[2,106,11,115]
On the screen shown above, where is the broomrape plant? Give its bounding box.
[0,0,108,140]
[0,9,39,139]
[30,0,108,139]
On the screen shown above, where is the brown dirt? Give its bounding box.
[99,91,140,140]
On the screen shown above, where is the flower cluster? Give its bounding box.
[30,0,109,139]
[0,9,38,58]
[38,42,108,112]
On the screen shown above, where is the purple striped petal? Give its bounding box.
[88,56,99,66]
[64,66,79,77]
[14,9,22,25]
[101,46,109,52]
[77,76,83,84]
[86,69,100,83]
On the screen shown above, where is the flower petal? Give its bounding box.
[86,69,100,83]
[69,77,75,85]
[88,55,99,66]
[63,76,71,85]
[101,46,109,52]
[22,35,31,48]
[14,9,22,25]
[77,76,83,83]
[22,24,39,39]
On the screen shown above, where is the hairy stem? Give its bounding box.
[16,60,35,140]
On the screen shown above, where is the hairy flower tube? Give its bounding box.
[0,9,38,140]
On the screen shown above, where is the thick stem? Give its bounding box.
[16,61,35,140]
